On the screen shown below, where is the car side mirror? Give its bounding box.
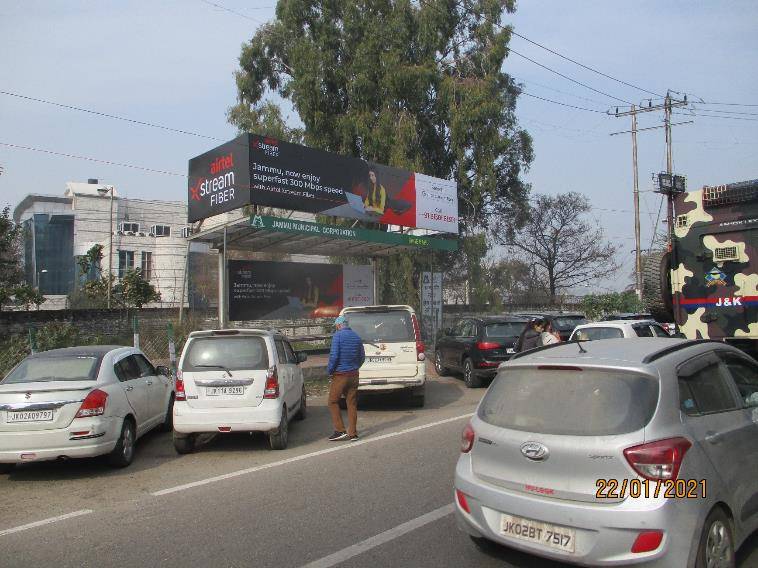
[156,365,170,377]
[296,352,308,364]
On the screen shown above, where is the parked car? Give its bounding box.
[517,312,587,341]
[0,346,174,472]
[340,305,426,407]
[172,329,307,453]
[570,319,672,341]
[435,316,529,388]
[455,338,758,567]
[602,312,654,321]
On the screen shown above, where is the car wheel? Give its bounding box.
[409,386,425,408]
[108,418,136,468]
[0,463,15,474]
[463,358,483,388]
[696,508,735,568]
[268,406,289,450]
[160,395,175,432]
[295,386,307,421]
[173,432,197,454]
[434,351,448,376]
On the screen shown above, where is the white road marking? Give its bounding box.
[0,509,93,538]
[153,413,471,496]
[300,504,455,568]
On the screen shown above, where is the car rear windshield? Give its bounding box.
[485,322,525,337]
[182,336,269,372]
[478,367,659,436]
[574,327,624,340]
[552,316,587,331]
[345,311,415,343]
[3,356,99,384]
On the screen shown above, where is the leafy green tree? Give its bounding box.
[0,206,46,311]
[229,0,533,304]
[117,269,161,309]
[581,291,643,321]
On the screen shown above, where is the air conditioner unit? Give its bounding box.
[126,231,136,236]
[116,231,124,236]
[138,232,146,237]
[149,232,155,237]
[181,227,193,238]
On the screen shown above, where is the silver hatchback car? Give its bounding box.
[454,338,758,567]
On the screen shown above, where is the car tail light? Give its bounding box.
[411,314,425,361]
[476,342,500,350]
[263,367,279,399]
[175,370,186,401]
[75,389,108,418]
[624,437,691,480]
[455,489,471,514]
[461,422,475,453]
[631,530,663,553]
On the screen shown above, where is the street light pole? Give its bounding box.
[107,188,114,309]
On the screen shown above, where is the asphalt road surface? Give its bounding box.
[2,368,757,568]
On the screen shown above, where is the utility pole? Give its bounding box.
[631,105,642,299]
[610,93,691,301]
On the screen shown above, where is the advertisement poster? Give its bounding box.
[188,134,458,233]
[228,260,374,321]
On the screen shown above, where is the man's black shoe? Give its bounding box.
[328,431,348,441]
[349,435,360,442]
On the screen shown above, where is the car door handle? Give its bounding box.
[125,386,134,392]
[705,431,722,445]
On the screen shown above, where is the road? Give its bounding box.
[2,368,757,568]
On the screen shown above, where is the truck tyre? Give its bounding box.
[643,250,675,322]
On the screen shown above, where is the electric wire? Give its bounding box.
[507,30,665,99]
[0,90,227,142]
[521,92,607,113]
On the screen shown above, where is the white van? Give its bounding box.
[339,305,426,407]
[172,329,307,453]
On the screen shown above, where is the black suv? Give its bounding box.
[434,316,529,388]
[517,312,587,342]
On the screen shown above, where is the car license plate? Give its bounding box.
[500,513,575,553]
[506,348,515,354]
[7,410,54,423]
[367,356,393,363]
[206,386,245,396]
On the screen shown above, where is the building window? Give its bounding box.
[119,222,140,234]
[118,250,134,278]
[141,251,153,280]
[151,224,171,237]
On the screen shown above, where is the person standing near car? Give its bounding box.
[515,318,544,352]
[540,321,561,346]
[327,315,365,441]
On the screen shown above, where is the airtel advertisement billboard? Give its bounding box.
[187,134,458,233]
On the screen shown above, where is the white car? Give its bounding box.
[0,346,174,472]
[172,329,307,453]
[340,305,426,407]
[569,319,673,341]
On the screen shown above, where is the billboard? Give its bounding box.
[188,134,458,233]
[228,260,374,321]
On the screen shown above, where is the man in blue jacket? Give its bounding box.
[327,315,365,441]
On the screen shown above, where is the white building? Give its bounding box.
[13,179,193,309]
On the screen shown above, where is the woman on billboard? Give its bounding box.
[363,169,387,216]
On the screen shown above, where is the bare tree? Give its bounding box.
[495,192,619,303]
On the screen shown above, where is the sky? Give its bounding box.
[1,0,756,292]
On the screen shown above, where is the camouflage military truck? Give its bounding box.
[643,179,757,357]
